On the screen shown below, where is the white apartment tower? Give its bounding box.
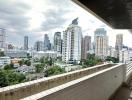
[62,18,82,63]
[94,28,108,59]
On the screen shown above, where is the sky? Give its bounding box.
[0,0,132,48]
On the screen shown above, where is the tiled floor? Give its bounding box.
[110,80,132,100]
[110,86,130,100]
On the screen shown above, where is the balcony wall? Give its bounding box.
[0,64,115,100]
[22,64,125,100]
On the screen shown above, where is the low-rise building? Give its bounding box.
[107,47,117,58]
[0,56,11,67]
[119,49,129,63]
[5,50,27,58]
[15,65,35,74]
[33,51,60,59]
[54,63,82,72]
[11,58,21,65]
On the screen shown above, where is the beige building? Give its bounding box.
[115,34,123,58]
[115,34,123,51]
[81,36,91,60]
[94,28,108,59]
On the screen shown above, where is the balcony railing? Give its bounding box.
[0,63,115,100]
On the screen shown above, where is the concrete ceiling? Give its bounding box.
[72,0,132,29]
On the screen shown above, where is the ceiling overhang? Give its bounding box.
[72,0,132,29]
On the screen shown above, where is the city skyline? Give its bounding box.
[0,0,132,48]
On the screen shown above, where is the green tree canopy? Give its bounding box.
[0,70,26,87]
[83,54,101,67]
[35,64,44,73]
[4,64,14,70]
[106,56,119,63]
[0,51,5,57]
[45,66,65,77]
[24,60,31,66]
[0,70,9,87]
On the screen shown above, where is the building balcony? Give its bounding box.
[0,62,132,100]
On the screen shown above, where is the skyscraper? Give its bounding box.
[34,41,44,51]
[115,34,123,53]
[44,34,51,51]
[62,18,82,63]
[54,32,61,53]
[24,36,28,50]
[81,36,91,60]
[94,28,108,59]
[0,28,6,49]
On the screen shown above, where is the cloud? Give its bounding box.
[40,0,75,32]
[41,9,70,31]
[0,0,32,46]
[0,0,131,48]
[0,0,31,33]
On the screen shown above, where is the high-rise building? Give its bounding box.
[34,41,44,51]
[0,28,6,49]
[115,34,123,56]
[44,34,51,51]
[94,28,108,59]
[54,32,61,53]
[24,36,28,50]
[81,36,91,60]
[61,39,63,54]
[50,43,54,51]
[62,18,82,63]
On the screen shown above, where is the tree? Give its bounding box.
[40,57,45,64]
[27,53,32,59]
[7,72,26,85]
[0,70,26,87]
[40,57,54,66]
[24,60,31,66]
[4,64,14,70]
[18,59,31,66]
[0,51,5,57]
[35,64,44,73]
[106,56,119,63]
[0,70,9,87]
[45,66,65,77]
[44,57,49,65]
[83,54,101,67]
[48,57,53,66]
[18,59,25,66]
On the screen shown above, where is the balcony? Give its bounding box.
[0,62,132,100]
